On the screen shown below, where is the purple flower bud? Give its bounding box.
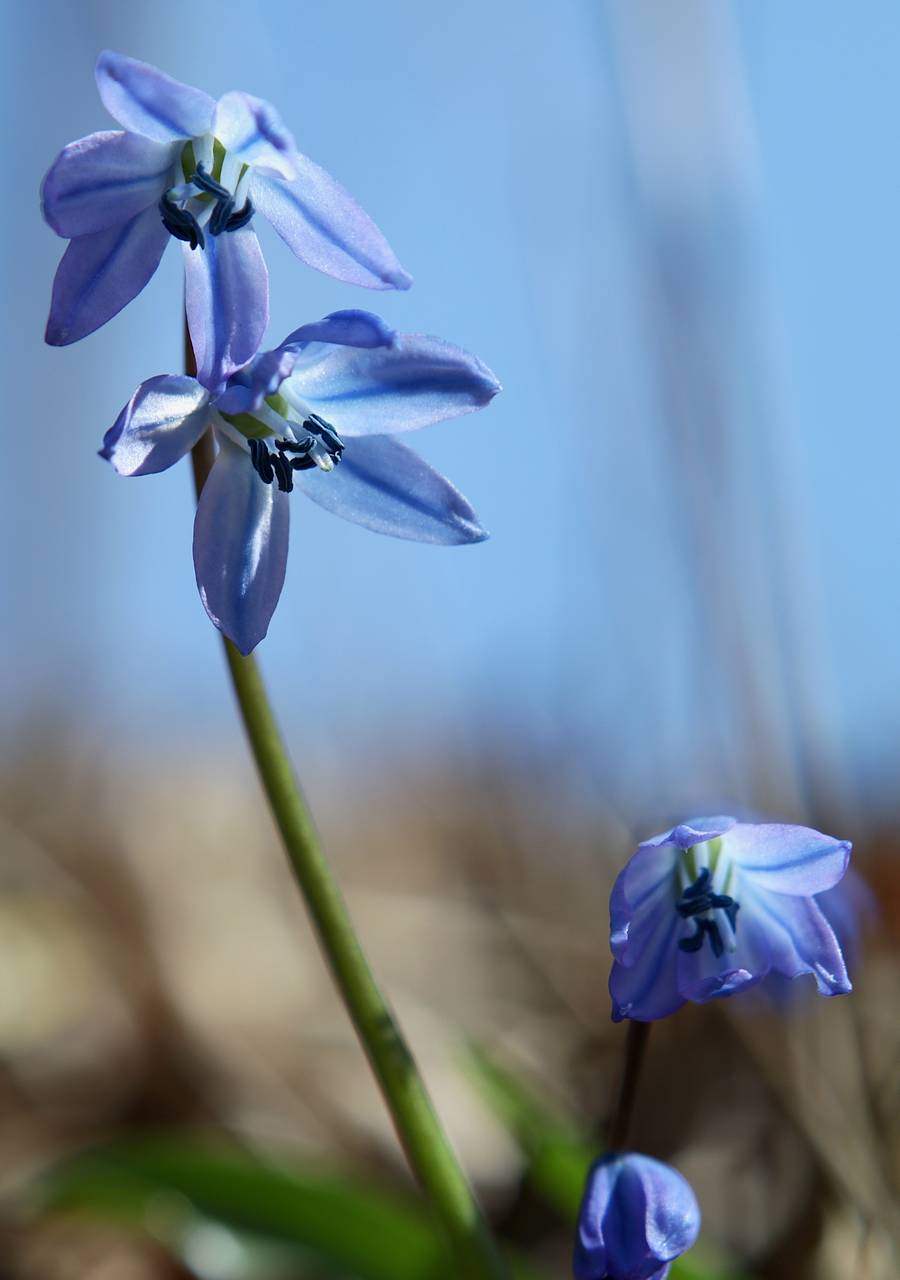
[574,1153,701,1280]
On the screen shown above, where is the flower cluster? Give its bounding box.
[42,52,497,653]
[43,51,862,1280]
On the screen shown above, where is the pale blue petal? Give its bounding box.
[745,887,851,995]
[41,131,175,238]
[676,933,762,1004]
[609,910,683,1023]
[251,163,412,291]
[214,347,298,414]
[100,376,211,476]
[193,436,289,654]
[212,91,297,179]
[724,823,851,896]
[294,435,486,545]
[609,841,678,962]
[214,312,398,414]
[96,50,214,142]
[286,334,501,437]
[280,309,397,352]
[183,226,269,393]
[638,817,736,850]
[45,203,169,346]
[575,1155,700,1280]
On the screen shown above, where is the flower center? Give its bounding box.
[675,845,740,959]
[248,415,345,493]
[159,135,254,251]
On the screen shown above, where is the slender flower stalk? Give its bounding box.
[606,1021,650,1152]
[186,332,509,1280]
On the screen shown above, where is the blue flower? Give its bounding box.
[42,51,411,391]
[100,310,499,654]
[574,1153,701,1280]
[609,817,853,1022]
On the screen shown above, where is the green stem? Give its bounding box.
[187,334,508,1280]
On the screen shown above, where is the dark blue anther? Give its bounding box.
[680,867,711,900]
[249,437,274,485]
[678,917,726,958]
[224,199,254,231]
[270,452,293,493]
[290,454,317,471]
[209,194,235,236]
[251,430,345,488]
[192,163,231,199]
[192,165,254,237]
[304,414,346,458]
[676,868,739,957]
[161,161,255,248]
[159,192,205,250]
[275,436,318,471]
[678,925,705,953]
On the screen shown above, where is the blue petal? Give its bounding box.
[193,436,289,654]
[287,334,502,437]
[280,309,397,352]
[96,50,214,143]
[609,841,678,962]
[639,817,737,850]
[214,347,299,415]
[183,226,269,393]
[251,163,412,291]
[293,435,487,545]
[676,934,761,1005]
[815,869,875,967]
[744,887,851,996]
[214,312,399,415]
[609,910,683,1023]
[45,203,169,346]
[724,823,851,896]
[41,131,175,238]
[212,91,297,179]
[101,376,211,476]
[575,1154,700,1280]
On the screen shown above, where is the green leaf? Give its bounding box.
[36,1135,546,1280]
[37,1136,447,1280]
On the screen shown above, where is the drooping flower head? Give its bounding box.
[609,817,853,1022]
[42,51,411,391]
[100,310,500,653]
[574,1153,701,1280]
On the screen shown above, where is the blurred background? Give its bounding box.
[1,0,899,1276]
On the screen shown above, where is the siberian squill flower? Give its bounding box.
[41,51,411,390]
[609,817,852,1022]
[574,1153,701,1280]
[100,309,499,654]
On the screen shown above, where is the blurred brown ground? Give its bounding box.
[0,724,896,1279]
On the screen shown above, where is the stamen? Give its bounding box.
[675,867,740,958]
[249,438,274,485]
[160,153,255,247]
[209,194,235,236]
[248,421,345,490]
[270,452,294,493]
[304,414,346,457]
[158,192,205,250]
[224,199,254,231]
[192,163,231,199]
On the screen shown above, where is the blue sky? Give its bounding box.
[3,0,899,817]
